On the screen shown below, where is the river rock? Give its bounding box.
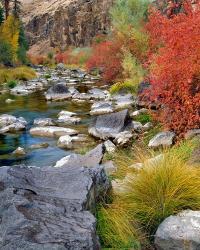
[30,126,78,137]
[33,118,55,126]
[89,109,133,140]
[30,142,49,149]
[155,210,200,250]
[143,122,153,131]
[57,134,88,149]
[73,92,92,100]
[88,88,106,99]
[148,131,176,148]
[0,164,110,249]
[113,94,135,109]
[114,131,134,146]
[55,144,105,168]
[5,98,15,104]
[11,80,47,95]
[45,84,71,101]
[185,129,200,140]
[132,121,143,132]
[0,114,27,133]
[57,111,81,125]
[104,140,116,153]
[56,63,65,70]
[90,102,113,116]
[131,108,148,117]
[12,147,26,155]
[103,161,117,175]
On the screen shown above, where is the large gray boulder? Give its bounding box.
[45,84,71,101]
[89,109,133,140]
[0,163,110,249]
[155,210,200,250]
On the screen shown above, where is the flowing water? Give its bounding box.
[0,89,96,167]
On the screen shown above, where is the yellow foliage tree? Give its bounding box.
[0,15,19,62]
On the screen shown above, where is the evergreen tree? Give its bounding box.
[0,0,11,19]
[12,0,21,18]
[17,22,29,63]
[0,5,4,24]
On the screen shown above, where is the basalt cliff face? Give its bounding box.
[21,0,113,54]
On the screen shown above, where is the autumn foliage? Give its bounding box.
[86,40,123,82]
[146,2,200,136]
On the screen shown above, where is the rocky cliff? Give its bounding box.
[21,0,113,54]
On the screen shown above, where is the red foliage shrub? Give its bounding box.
[146,3,200,136]
[55,52,68,64]
[86,40,123,83]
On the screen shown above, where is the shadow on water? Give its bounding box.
[0,90,94,167]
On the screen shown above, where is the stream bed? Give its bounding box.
[0,68,102,167]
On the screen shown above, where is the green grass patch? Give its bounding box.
[134,113,152,125]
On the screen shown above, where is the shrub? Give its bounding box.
[110,80,138,95]
[86,40,123,82]
[7,80,17,88]
[146,5,200,136]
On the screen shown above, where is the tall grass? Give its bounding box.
[98,140,200,247]
[0,66,36,84]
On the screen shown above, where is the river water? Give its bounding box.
[0,88,96,167]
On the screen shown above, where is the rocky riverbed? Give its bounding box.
[0,65,151,167]
[1,65,199,249]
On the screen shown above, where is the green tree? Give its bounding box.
[0,40,13,65]
[17,22,29,63]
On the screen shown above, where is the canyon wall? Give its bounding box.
[21,0,113,54]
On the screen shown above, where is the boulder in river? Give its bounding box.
[45,84,72,101]
[90,101,114,116]
[0,114,27,134]
[0,163,110,249]
[57,134,88,149]
[12,147,26,155]
[88,88,106,100]
[155,210,200,250]
[89,109,133,140]
[30,126,78,138]
[33,118,55,126]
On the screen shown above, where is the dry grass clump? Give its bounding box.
[0,66,36,84]
[98,140,200,248]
